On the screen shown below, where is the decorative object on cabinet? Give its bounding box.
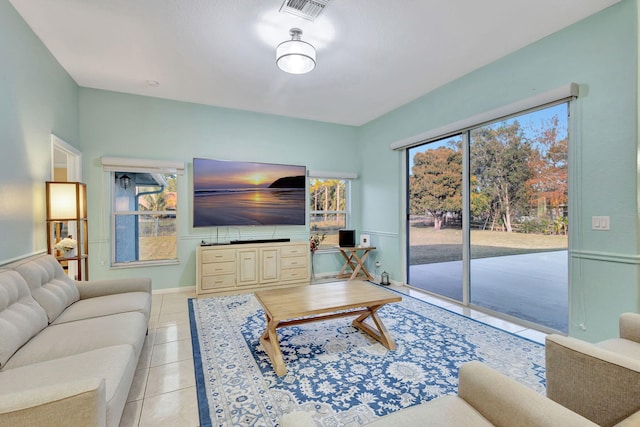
[46,181,88,280]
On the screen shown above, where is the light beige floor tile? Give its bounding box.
[137,332,157,370]
[127,368,149,402]
[150,296,162,317]
[119,399,143,427]
[160,300,191,315]
[148,307,161,331]
[151,338,193,367]
[161,292,195,304]
[516,328,547,344]
[158,311,191,328]
[151,294,163,306]
[439,304,488,319]
[479,316,527,333]
[145,359,196,397]
[155,322,192,344]
[139,386,199,427]
[162,291,196,300]
[408,291,456,308]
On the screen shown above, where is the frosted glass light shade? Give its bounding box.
[46,182,86,220]
[276,29,316,75]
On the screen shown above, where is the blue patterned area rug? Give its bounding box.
[188,284,545,427]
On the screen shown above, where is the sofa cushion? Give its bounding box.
[3,312,147,370]
[12,255,79,323]
[52,291,151,325]
[597,338,640,360]
[0,270,48,368]
[0,345,137,427]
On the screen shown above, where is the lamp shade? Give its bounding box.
[276,28,316,74]
[46,182,86,220]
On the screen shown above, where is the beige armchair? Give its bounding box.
[545,313,640,426]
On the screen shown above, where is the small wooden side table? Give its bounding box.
[335,246,376,280]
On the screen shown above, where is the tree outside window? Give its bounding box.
[309,178,349,249]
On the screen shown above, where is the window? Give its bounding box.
[309,178,350,250]
[102,157,184,267]
[112,172,178,266]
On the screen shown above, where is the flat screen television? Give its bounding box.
[193,158,306,227]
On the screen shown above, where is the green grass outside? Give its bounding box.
[409,227,567,265]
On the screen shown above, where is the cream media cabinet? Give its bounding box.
[196,241,310,296]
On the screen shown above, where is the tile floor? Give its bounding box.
[119,291,200,427]
[118,285,547,427]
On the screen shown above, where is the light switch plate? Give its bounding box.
[592,216,610,230]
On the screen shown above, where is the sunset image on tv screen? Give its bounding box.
[193,158,306,227]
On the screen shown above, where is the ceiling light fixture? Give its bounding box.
[276,28,316,75]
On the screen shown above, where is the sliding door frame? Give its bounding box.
[403,93,575,332]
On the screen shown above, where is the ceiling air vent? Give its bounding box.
[279,0,331,22]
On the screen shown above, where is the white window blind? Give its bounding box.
[101,157,185,175]
[390,83,579,151]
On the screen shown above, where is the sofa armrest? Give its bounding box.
[545,334,640,427]
[619,313,640,343]
[76,277,151,299]
[0,378,106,427]
[459,361,597,427]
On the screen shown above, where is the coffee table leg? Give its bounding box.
[352,305,397,350]
[260,315,287,376]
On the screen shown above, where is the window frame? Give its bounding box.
[101,157,184,269]
[309,177,352,251]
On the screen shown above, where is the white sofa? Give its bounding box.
[0,254,152,427]
[280,361,598,427]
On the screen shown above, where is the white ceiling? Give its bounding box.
[10,0,620,126]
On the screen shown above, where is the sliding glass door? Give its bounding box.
[408,136,464,301]
[407,104,569,332]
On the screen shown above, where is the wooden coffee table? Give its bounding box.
[254,281,402,376]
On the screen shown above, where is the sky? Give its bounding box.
[193,158,306,190]
[408,103,568,173]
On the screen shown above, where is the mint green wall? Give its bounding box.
[359,0,639,341]
[0,0,79,263]
[78,88,359,289]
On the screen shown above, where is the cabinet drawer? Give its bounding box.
[280,245,308,257]
[202,262,235,276]
[281,267,309,282]
[202,249,235,263]
[201,274,236,289]
[281,255,307,269]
